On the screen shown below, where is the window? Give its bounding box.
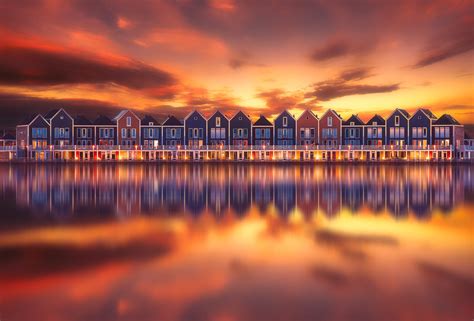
[126,117,131,126]
[149,122,153,126]
[300,129,305,138]
[283,117,288,127]
[216,117,221,127]
[131,128,136,138]
[265,128,270,138]
[149,128,153,138]
[193,128,198,138]
[122,128,126,138]
[328,116,333,127]
[82,128,87,138]
[423,128,427,137]
[395,116,399,126]
[171,128,176,138]
[350,122,355,126]
[211,128,216,139]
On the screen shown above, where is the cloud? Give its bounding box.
[256,88,320,115]
[310,38,372,62]
[0,43,176,90]
[315,229,399,247]
[338,67,374,81]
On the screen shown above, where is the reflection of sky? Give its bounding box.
[0,164,472,321]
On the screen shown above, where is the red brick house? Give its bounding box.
[319,109,342,146]
[113,110,141,146]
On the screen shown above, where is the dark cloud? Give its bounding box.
[309,82,400,101]
[0,45,176,90]
[256,88,320,115]
[315,229,399,247]
[339,67,374,81]
[310,39,373,62]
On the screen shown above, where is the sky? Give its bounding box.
[0,0,473,127]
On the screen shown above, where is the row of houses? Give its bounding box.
[15,108,465,150]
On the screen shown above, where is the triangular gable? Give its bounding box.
[297,109,318,122]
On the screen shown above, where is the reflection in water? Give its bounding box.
[0,164,472,321]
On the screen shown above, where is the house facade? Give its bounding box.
[230,111,251,146]
[274,110,296,146]
[74,116,95,146]
[162,116,184,146]
[252,115,273,146]
[296,110,318,145]
[46,109,74,146]
[319,109,342,146]
[432,114,464,148]
[342,114,364,146]
[94,115,116,146]
[114,110,141,147]
[364,115,385,146]
[386,108,410,146]
[184,111,207,147]
[141,115,161,149]
[409,109,437,147]
[207,111,229,146]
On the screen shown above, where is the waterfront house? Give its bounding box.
[114,110,141,147]
[342,114,364,146]
[93,115,116,146]
[409,108,437,147]
[45,108,74,147]
[17,114,50,149]
[364,114,385,146]
[432,114,464,148]
[274,110,296,146]
[296,110,318,146]
[162,115,184,146]
[319,109,342,146]
[74,116,95,146]
[184,110,207,147]
[0,132,15,147]
[207,110,229,146]
[141,115,161,149]
[230,111,251,146]
[252,115,273,146]
[386,108,410,146]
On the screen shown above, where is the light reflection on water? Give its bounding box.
[0,164,472,321]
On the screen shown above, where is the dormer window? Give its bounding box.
[283,116,288,127]
[395,116,399,126]
[216,117,221,127]
[126,117,131,127]
[239,116,242,120]
[328,116,333,127]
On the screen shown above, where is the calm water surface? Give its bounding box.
[0,163,472,321]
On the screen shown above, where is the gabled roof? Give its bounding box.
[321,108,342,120]
[388,108,410,119]
[231,110,251,121]
[366,114,385,126]
[434,114,461,125]
[141,115,159,126]
[44,109,60,119]
[254,115,272,126]
[93,115,115,125]
[162,115,183,126]
[209,110,229,120]
[74,115,92,125]
[184,110,206,121]
[17,114,40,126]
[113,109,140,122]
[412,108,437,120]
[275,109,296,120]
[297,109,318,121]
[343,114,364,126]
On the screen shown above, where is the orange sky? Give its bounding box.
[0,0,472,126]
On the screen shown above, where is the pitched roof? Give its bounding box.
[231,110,251,120]
[93,115,115,125]
[209,110,229,120]
[162,115,183,126]
[17,114,39,125]
[343,114,364,125]
[74,115,92,125]
[141,115,159,125]
[44,109,60,119]
[420,108,437,119]
[322,109,342,119]
[398,108,410,118]
[297,109,318,121]
[434,114,461,125]
[254,115,272,126]
[366,114,385,125]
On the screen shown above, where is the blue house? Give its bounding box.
[74,116,95,146]
[141,115,161,148]
[252,115,273,146]
[16,113,50,154]
[364,114,385,146]
[184,110,207,147]
[162,115,184,146]
[409,108,437,147]
[274,110,296,146]
[207,111,229,146]
[386,108,410,146]
[94,115,116,146]
[230,111,251,146]
[432,114,464,148]
[342,114,364,146]
[45,108,74,147]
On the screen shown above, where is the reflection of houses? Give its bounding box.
[318,167,341,217]
[229,166,252,215]
[296,167,318,220]
[184,166,207,216]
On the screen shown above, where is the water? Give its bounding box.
[0,163,472,321]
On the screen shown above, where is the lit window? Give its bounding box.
[126,117,131,127]
[395,116,399,126]
[328,116,333,127]
[283,117,288,127]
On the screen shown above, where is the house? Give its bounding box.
[162,115,184,146]
[319,109,342,146]
[432,114,464,148]
[113,110,141,147]
[230,111,251,146]
[296,110,318,145]
[252,115,273,146]
[364,114,385,146]
[386,108,410,146]
[342,114,364,146]
[93,115,116,146]
[409,108,437,147]
[207,111,229,146]
[184,110,207,147]
[45,108,74,147]
[16,114,50,150]
[274,110,296,146]
[74,116,95,146]
[141,115,161,149]
[0,132,16,147]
